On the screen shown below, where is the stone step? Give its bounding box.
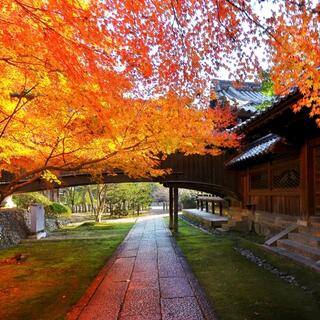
[264,224,298,247]
[264,245,320,273]
[288,232,320,247]
[298,226,320,237]
[277,239,320,261]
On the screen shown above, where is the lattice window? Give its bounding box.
[272,165,300,189]
[250,170,268,190]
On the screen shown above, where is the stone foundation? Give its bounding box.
[227,207,299,237]
[253,211,298,236]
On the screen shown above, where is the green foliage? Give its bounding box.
[60,186,87,209]
[45,202,71,218]
[261,70,274,97]
[180,189,197,209]
[151,183,169,202]
[257,70,274,110]
[13,192,51,209]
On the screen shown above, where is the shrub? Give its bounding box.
[13,192,52,209]
[45,202,71,218]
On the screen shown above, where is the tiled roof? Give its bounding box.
[212,79,272,112]
[226,133,282,166]
[231,87,299,132]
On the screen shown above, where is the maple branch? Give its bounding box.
[170,0,183,30]
[224,0,280,44]
[0,84,38,138]
[215,0,238,44]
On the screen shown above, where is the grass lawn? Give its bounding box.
[0,221,134,320]
[172,218,320,320]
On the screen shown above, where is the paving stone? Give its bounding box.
[121,288,161,316]
[158,261,185,278]
[134,260,158,273]
[161,297,204,320]
[129,277,159,290]
[160,277,193,298]
[120,314,161,320]
[131,271,158,281]
[78,303,119,320]
[106,257,135,281]
[118,249,138,258]
[89,280,128,306]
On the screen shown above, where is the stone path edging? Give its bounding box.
[66,227,136,320]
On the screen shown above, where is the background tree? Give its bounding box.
[86,185,108,223]
[60,186,87,213]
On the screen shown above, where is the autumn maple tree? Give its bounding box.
[0,0,319,201]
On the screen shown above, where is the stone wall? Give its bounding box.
[45,218,70,232]
[0,208,29,249]
[0,208,70,249]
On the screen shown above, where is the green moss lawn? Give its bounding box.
[173,218,320,320]
[0,221,133,320]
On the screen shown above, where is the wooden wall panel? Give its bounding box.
[271,196,300,216]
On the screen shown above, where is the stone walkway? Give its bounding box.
[68,215,215,320]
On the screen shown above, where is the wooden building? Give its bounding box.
[210,81,320,270]
[212,81,320,233]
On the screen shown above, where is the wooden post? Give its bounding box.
[211,201,215,214]
[169,187,174,230]
[219,202,223,216]
[173,187,179,232]
[196,200,199,210]
[200,200,204,211]
[205,201,209,212]
[300,141,313,220]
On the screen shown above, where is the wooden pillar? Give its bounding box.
[300,141,313,220]
[211,201,215,214]
[205,201,209,212]
[200,200,204,211]
[173,187,179,232]
[169,187,174,230]
[196,200,199,210]
[219,202,223,216]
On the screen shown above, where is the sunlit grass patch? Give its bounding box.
[0,221,134,320]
